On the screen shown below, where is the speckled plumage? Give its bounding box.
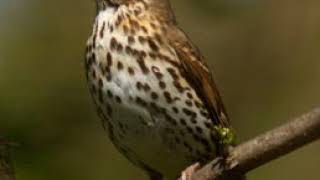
[85,0,233,179]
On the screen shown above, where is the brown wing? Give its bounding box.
[168,27,230,127]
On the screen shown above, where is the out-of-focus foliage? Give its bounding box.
[0,0,319,179]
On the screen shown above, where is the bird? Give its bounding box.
[85,0,237,179]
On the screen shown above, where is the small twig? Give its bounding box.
[0,138,16,180]
[189,107,320,180]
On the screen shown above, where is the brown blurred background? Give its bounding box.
[0,0,319,179]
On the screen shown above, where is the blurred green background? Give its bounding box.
[1,0,319,179]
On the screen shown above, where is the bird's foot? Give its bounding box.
[180,162,201,180]
[211,157,225,175]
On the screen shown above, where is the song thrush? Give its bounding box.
[85,0,236,179]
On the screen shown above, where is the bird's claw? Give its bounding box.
[180,162,201,180]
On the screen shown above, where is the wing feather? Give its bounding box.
[168,27,230,127]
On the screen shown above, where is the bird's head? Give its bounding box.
[97,0,168,6]
[95,0,175,23]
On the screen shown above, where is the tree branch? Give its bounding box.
[0,138,16,180]
[1,108,319,180]
[189,107,320,180]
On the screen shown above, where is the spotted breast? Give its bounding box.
[85,1,234,180]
